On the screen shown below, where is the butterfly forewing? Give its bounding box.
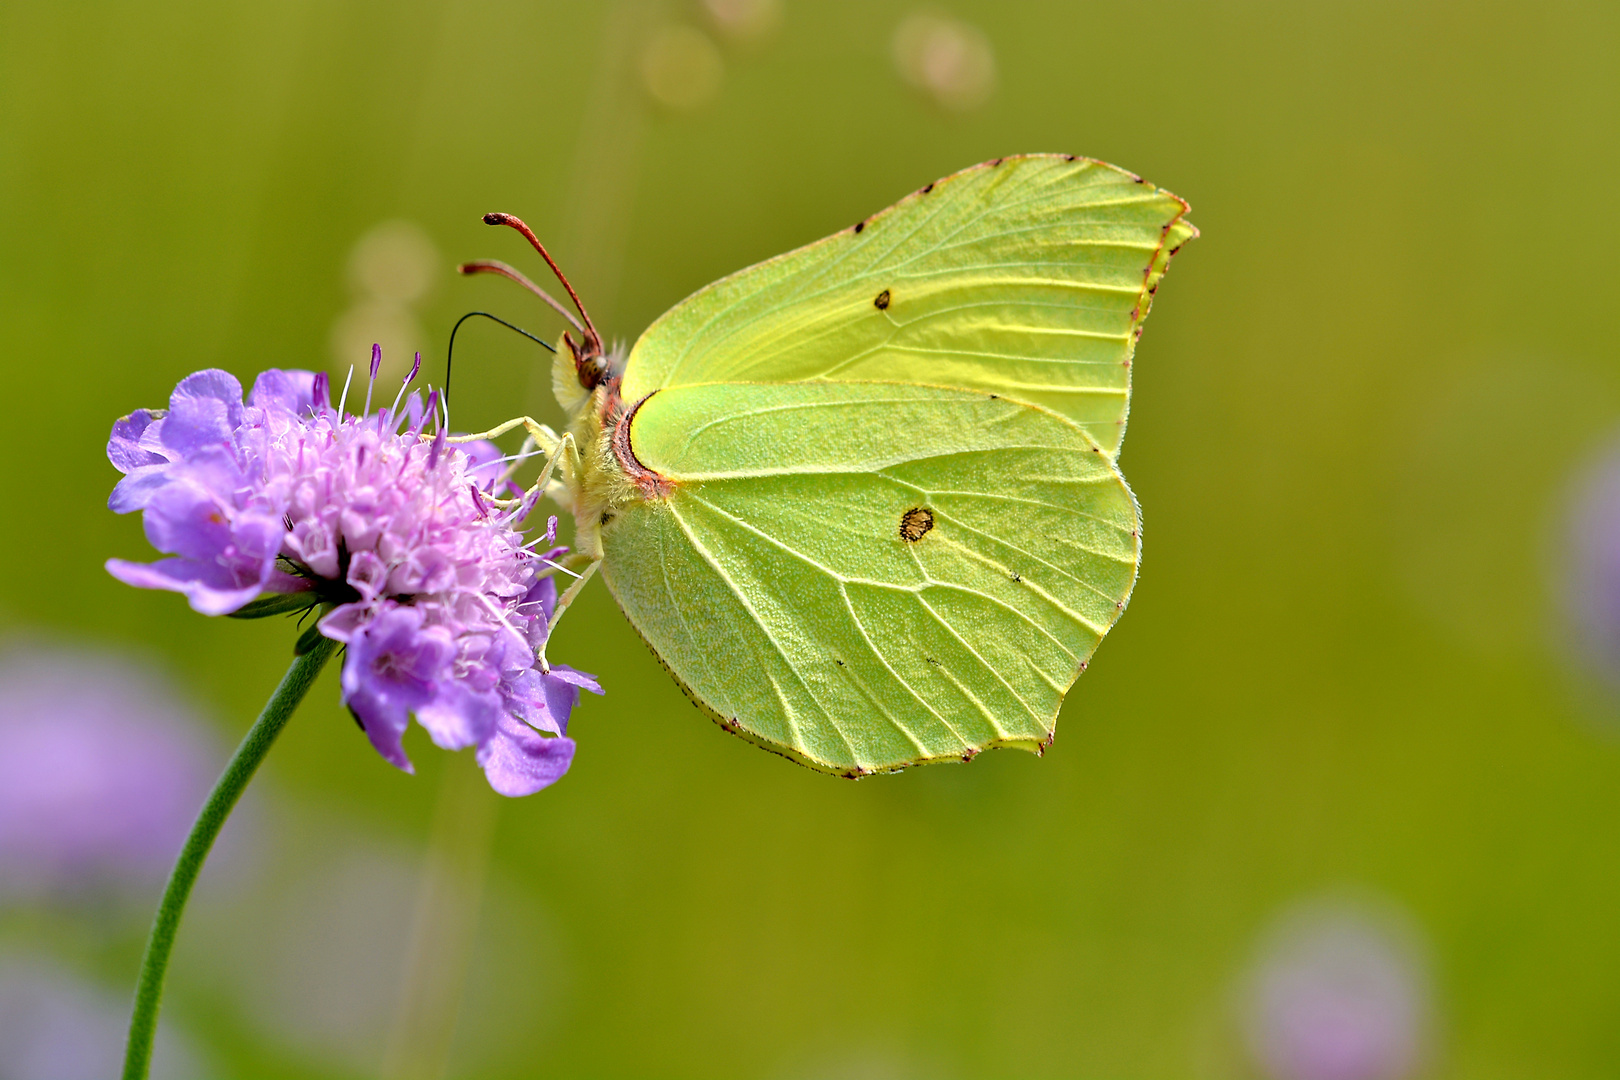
[600,382,1139,775]
[619,155,1195,458]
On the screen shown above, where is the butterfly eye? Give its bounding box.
[564,330,610,391]
[578,357,609,390]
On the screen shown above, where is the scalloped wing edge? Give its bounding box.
[612,399,1144,778]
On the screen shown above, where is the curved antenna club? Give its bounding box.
[458,259,584,334]
[481,214,599,344]
[443,310,556,403]
[481,212,609,391]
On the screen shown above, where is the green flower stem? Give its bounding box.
[122,635,340,1080]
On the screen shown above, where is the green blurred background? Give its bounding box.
[3,1,1619,1076]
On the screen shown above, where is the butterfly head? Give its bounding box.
[563,327,610,392]
[462,212,609,397]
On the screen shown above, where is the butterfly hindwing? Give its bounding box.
[618,155,1195,458]
[600,381,1139,775]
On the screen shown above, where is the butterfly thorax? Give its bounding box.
[555,343,666,562]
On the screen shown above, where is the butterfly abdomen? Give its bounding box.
[569,378,676,559]
[609,390,674,500]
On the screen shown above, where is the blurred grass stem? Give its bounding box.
[381,754,499,1080]
[525,0,646,414]
[121,636,340,1080]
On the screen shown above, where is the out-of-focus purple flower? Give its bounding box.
[1564,437,1620,685]
[1242,898,1431,1080]
[105,359,600,795]
[0,647,220,899]
[0,953,203,1079]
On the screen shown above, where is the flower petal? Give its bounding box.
[107,410,168,473]
[249,369,316,417]
[547,664,604,696]
[500,669,561,734]
[354,700,414,774]
[540,664,602,736]
[105,557,265,616]
[317,602,371,643]
[108,466,173,514]
[161,370,244,455]
[476,715,574,797]
[141,483,234,560]
[415,682,502,751]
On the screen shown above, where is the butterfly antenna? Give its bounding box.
[443,311,556,403]
[457,259,584,335]
[479,213,610,391]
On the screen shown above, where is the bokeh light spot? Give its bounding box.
[892,12,996,112]
[703,0,782,45]
[641,25,725,113]
[0,645,225,902]
[330,220,440,379]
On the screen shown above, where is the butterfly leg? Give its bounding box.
[492,433,537,490]
[537,557,601,673]
[525,429,579,505]
[448,417,581,514]
[447,414,561,447]
[448,415,570,494]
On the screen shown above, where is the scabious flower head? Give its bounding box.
[106,357,599,796]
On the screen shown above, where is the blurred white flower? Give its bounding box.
[1241,896,1433,1080]
[641,24,725,113]
[892,12,995,112]
[0,954,204,1080]
[703,0,782,46]
[330,221,440,379]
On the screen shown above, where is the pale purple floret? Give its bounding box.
[105,359,599,796]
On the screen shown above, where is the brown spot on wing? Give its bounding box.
[899,507,935,542]
[874,288,891,310]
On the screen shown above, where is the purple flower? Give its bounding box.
[0,647,221,899]
[1243,899,1431,1080]
[105,360,601,795]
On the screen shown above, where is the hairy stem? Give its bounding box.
[122,635,340,1080]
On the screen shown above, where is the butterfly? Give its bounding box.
[461,154,1195,777]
